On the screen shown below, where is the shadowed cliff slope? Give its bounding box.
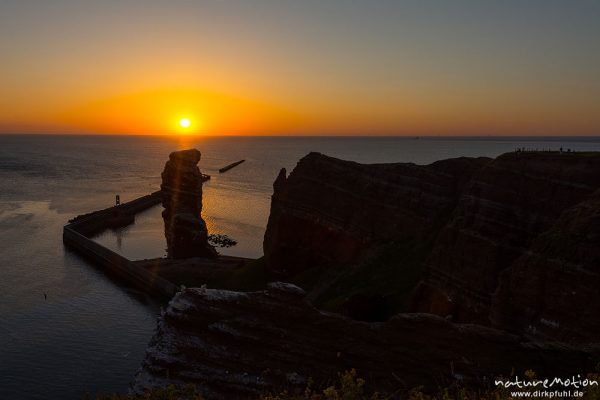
[422,152,600,326]
[491,188,600,343]
[263,152,491,319]
[263,151,600,341]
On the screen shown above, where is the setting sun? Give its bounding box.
[179,118,191,129]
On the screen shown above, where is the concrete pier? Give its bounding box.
[63,191,179,299]
[218,159,245,173]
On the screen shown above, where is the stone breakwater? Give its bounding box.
[132,283,595,399]
[161,149,216,259]
[63,191,178,299]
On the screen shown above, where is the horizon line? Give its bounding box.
[1,132,600,138]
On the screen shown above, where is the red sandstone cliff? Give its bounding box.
[491,189,600,343]
[421,152,600,329]
[161,149,216,259]
[132,283,595,399]
[263,151,600,342]
[264,152,490,275]
[132,151,600,398]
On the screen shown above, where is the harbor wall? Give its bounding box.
[63,191,178,299]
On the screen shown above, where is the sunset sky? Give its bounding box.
[1,0,599,136]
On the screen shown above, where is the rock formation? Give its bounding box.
[422,152,600,327]
[491,189,600,343]
[133,151,600,397]
[264,152,490,276]
[161,149,216,259]
[132,283,596,399]
[263,151,600,342]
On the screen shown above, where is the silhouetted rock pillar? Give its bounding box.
[161,149,216,259]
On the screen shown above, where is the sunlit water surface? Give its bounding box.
[1,135,599,399]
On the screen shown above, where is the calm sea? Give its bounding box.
[1,134,599,399]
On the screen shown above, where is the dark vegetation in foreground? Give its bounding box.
[93,368,600,399]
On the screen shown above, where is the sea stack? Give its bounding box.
[161,149,216,259]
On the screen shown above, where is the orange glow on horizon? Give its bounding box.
[2,85,599,137]
[50,88,300,136]
[1,3,600,137]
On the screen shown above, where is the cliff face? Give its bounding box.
[133,151,600,397]
[264,152,490,276]
[133,284,595,399]
[161,149,216,259]
[263,152,600,341]
[491,189,600,343]
[421,153,600,326]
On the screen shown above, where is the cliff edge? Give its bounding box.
[263,151,600,342]
[132,283,595,399]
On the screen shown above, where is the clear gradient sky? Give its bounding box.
[1,0,599,136]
